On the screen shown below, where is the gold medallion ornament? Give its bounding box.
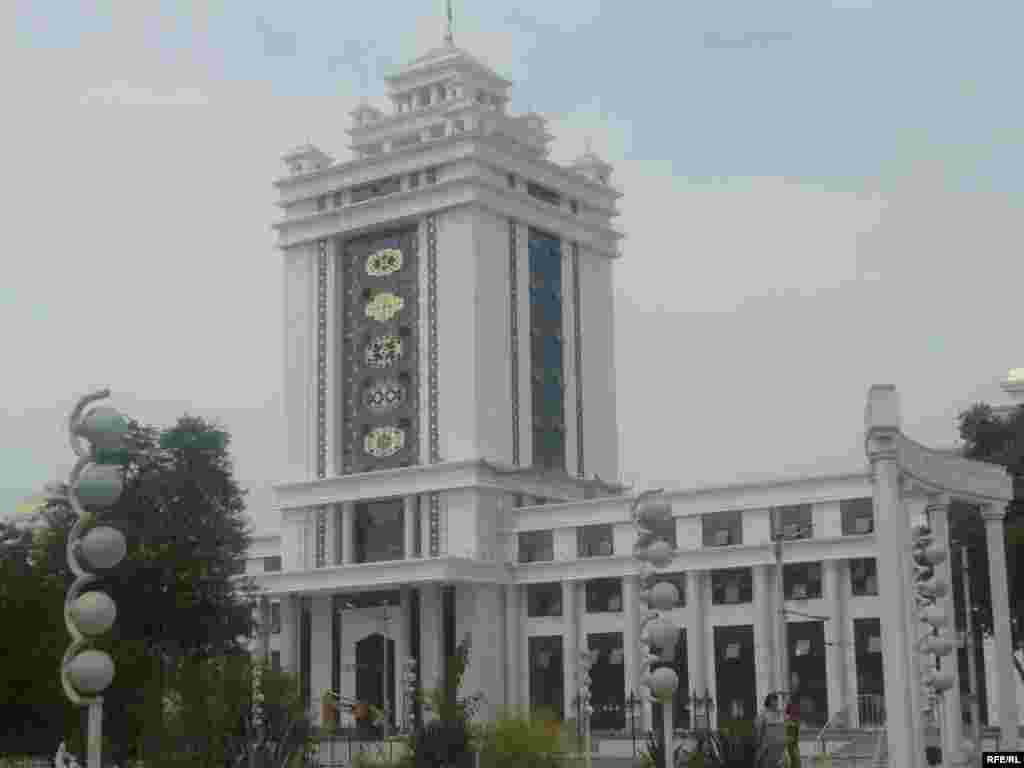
[365,292,404,322]
[366,248,403,277]
[365,335,403,368]
[364,426,405,457]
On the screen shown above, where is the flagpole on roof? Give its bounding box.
[445,0,454,45]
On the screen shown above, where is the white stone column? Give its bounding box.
[865,385,924,768]
[982,502,1020,750]
[823,559,847,724]
[326,504,339,566]
[257,595,271,664]
[342,502,355,564]
[419,494,431,558]
[753,564,775,705]
[688,571,707,730]
[280,594,297,676]
[419,584,444,720]
[505,583,521,711]
[310,596,332,727]
[397,587,410,730]
[403,496,417,559]
[926,495,966,766]
[563,580,579,721]
[623,575,642,725]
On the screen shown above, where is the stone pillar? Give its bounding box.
[505,583,521,711]
[420,494,431,558]
[419,584,444,720]
[623,575,642,725]
[823,559,848,724]
[563,580,579,721]
[865,385,924,768]
[403,496,417,559]
[982,502,1020,750]
[688,571,707,730]
[926,495,966,765]
[397,587,410,730]
[279,594,297,676]
[326,505,338,567]
[342,502,355,564]
[257,595,271,664]
[753,564,776,705]
[310,596,332,727]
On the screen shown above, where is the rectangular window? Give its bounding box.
[425,167,438,184]
[527,583,563,617]
[270,602,281,635]
[392,134,422,150]
[413,499,422,557]
[529,229,565,471]
[577,524,614,558]
[773,504,813,539]
[783,561,823,600]
[850,557,879,596]
[507,173,516,188]
[271,650,281,671]
[703,510,742,547]
[518,530,554,563]
[355,499,405,563]
[317,195,327,212]
[428,124,446,139]
[711,568,753,605]
[527,182,562,207]
[409,172,420,189]
[841,498,874,535]
[332,190,343,207]
[587,632,626,730]
[263,556,282,573]
[570,200,579,214]
[585,578,623,613]
[350,176,401,204]
[453,119,466,133]
[529,636,564,719]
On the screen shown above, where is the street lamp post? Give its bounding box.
[956,544,982,767]
[60,390,134,768]
[771,517,813,707]
[577,649,598,768]
[631,490,681,768]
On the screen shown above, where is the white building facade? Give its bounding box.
[244,33,1020,764]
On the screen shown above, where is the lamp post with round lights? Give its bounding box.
[912,522,964,767]
[60,390,134,768]
[631,490,681,768]
[577,648,599,768]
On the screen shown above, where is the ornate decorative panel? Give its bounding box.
[528,229,565,471]
[427,215,440,464]
[340,228,421,473]
[509,220,520,466]
[429,492,440,557]
[572,242,583,478]
[316,239,329,566]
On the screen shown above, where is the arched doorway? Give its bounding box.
[355,633,396,728]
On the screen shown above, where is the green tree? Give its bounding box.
[0,520,78,755]
[15,414,258,764]
[953,402,1024,684]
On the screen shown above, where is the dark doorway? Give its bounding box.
[714,625,756,724]
[529,635,565,720]
[356,633,396,729]
[788,621,828,726]
[853,618,885,726]
[587,632,626,730]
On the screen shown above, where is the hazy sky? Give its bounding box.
[3,1,1022,536]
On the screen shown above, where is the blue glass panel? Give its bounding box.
[543,380,562,404]
[543,336,562,369]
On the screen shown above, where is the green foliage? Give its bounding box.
[476,708,578,768]
[137,655,313,768]
[674,721,775,768]
[0,414,258,764]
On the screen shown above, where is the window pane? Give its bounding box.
[711,568,753,605]
[774,505,813,538]
[841,498,874,535]
[784,562,823,599]
[578,524,614,558]
[355,499,405,563]
[519,530,554,563]
[585,578,623,613]
[850,557,879,596]
[264,556,282,572]
[703,511,742,547]
[527,583,563,617]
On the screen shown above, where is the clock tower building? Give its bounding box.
[267,31,625,726]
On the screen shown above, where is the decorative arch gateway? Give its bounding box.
[864,384,1019,767]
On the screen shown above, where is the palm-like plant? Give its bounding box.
[675,722,774,768]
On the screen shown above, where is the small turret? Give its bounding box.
[571,140,613,186]
[282,144,333,177]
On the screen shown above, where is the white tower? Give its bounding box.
[270,23,625,724]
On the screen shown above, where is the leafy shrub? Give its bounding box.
[477,708,580,768]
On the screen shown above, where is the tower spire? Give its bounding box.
[445,0,454,45]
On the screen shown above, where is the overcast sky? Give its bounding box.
[3,1,1022,536]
